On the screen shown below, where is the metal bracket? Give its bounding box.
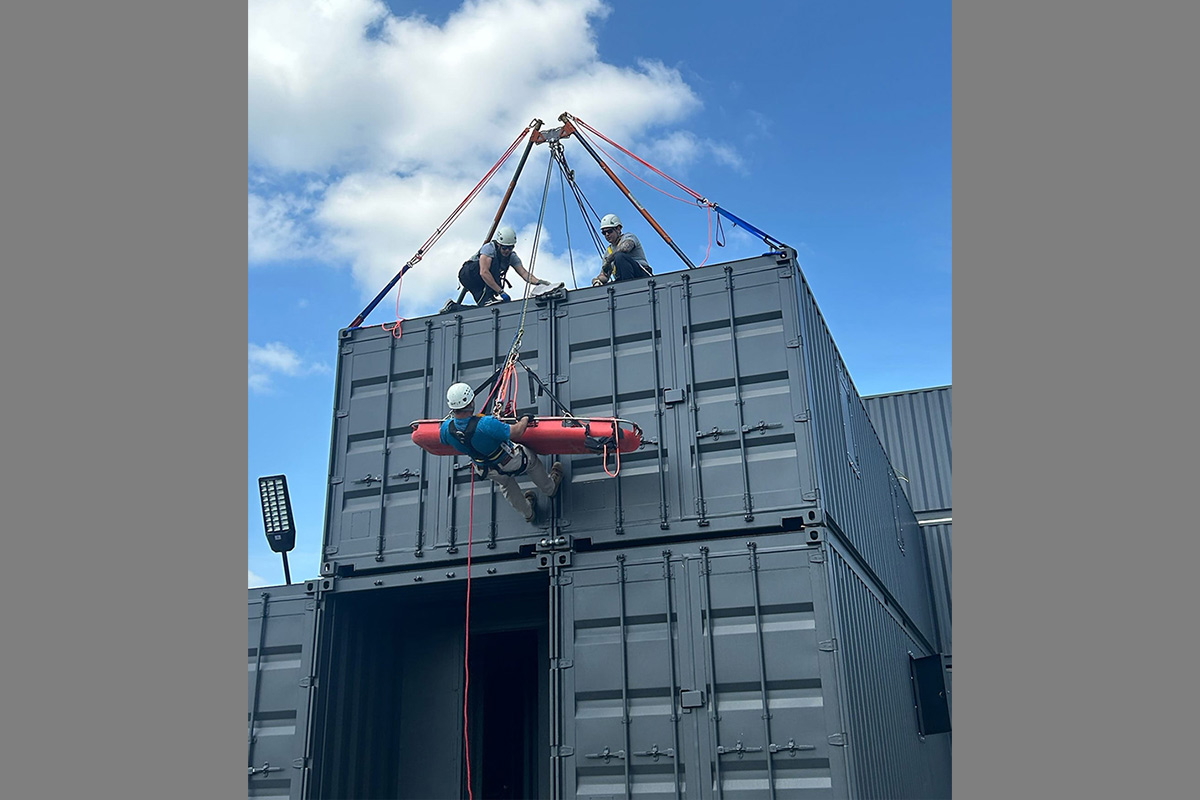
[248,763,282,777]
[828,733,847,746]
[552,745,576,758]
[551,658,573,670]
[819,638,838,652]
[299,675,317,689]
[717,740,763,758]
[663,388,686,405]
[769,739,816,755]
[633,744,675,761]
[584,747,623,763]
[742,420,783,435]
[679,689,705,708]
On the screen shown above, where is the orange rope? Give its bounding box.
[602,420,622,477]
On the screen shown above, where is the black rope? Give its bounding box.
[552,145,607,259]
[516,359,576,417]
[557,155,579,290]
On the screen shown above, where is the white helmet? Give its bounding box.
[446,382,475,410]
[495,226,517,247]
[599,213,621,231]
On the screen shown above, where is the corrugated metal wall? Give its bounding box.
[861,387,952,516]
[862,387,953,656]
[825,543,952,800]
[794,272,937,646]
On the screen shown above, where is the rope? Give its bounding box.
[571,116,707,203]
[462,468,476,800]
[570,120,727,268]
[557,164,579,289]
[602,421,622,476]
[492,151,556,416]
[360,121,535,332]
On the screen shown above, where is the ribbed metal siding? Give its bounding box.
[921,523,952,655]
[794,274,936,645]
[861,388,952,515]
[824,544,952,800]
[248,585,319,800]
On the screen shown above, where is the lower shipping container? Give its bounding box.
[250,529,951,799]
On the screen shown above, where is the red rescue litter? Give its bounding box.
[411,416,642,457]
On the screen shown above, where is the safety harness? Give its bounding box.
[447,415,528,478]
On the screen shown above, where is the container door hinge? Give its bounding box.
[299,676,317,689]
[550,574,574,586]
[794,411,810,422]
[819,638,838,652]
[551,658,574,670]
[802,489,819,501]
[809,550,825,564]
[786,338,801,348]
[330,477,344,486]
[828,733,847,746]
[292,758,308,770]
[336,410,349,418]
[555,375,570,384]
[553,746,575,758]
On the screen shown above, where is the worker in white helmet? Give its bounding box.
[458,225,551,306]
[440,382,565,523]
[591,213,652,286]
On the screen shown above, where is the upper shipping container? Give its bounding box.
[320,250,936,645]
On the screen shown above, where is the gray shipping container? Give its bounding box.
[321,250,935,646]
[249,527,950,799]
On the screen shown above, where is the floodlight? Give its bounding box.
[257,474,296,584]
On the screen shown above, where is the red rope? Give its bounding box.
[382,123,535,334]
[571,118,725,268]
[463,468,476,799]
[572,117,706,202]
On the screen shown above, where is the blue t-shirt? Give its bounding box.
[440,415,511,460]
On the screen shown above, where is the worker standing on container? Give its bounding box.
[459,225,550,306]
[440,382,565,523]
[591,213,653,286]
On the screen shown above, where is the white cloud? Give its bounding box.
[249,342,332,393]
[248,0,735,318]
[249,191,326,263]
[249,569,268,587]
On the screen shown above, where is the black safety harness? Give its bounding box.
[448,416,528,478]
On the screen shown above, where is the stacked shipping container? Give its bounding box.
[249,250,952,799]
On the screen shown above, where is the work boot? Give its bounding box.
[548,462,564,497]
[523,490,537,524]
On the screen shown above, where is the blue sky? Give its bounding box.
[248,0,951,587]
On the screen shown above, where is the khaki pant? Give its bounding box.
[476,444,556,520]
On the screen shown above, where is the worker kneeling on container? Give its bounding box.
[440,382,565,523]
[592,213,652,286]
[459,225,550,307]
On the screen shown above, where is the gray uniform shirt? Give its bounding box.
[608,233,649,270]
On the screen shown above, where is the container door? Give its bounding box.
[673,266,819,530]
[325,322,444,570]
[559,549,700,800]
[688,542,848,799]
[551,279,685,545]
[560,538,849,799]
[248,584,321,800]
